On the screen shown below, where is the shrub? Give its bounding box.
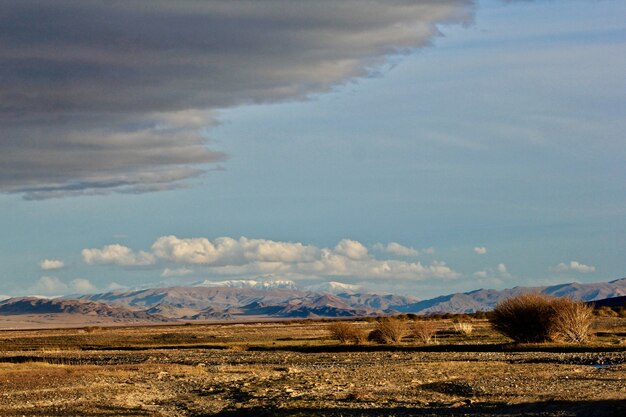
[328,322,367,344]
[550,298,593,343]
[452,321,473,336]
[594,306,618,317]
[490,293,594,343]
[411,320,437,344]
[367,329,388,344]
[368,317,406,344]
[490,293,556,343]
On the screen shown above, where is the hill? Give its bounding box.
[0,297,168,327]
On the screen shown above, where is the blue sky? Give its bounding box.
[1,0,624,298]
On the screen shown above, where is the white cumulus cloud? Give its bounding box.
[552,261,596,273]
[374,242,420,257]
[473,247,487,255]
[39,259,65,270]
[82,244,156,267]
[333,239,369,261]
[69,278,97,294]
[83,235,460,282]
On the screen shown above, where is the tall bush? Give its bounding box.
[550,298,593,343]
[411,320,437,344]
[368,317,406,344]
[490,293,593,343]
[328,322,367,344]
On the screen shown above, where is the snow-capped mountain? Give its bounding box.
[193,279,298,290]
[304,281,372,295]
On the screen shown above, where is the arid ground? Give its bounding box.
[1,317,625,416]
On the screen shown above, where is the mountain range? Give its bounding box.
[1,278,625,325]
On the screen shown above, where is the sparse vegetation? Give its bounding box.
[368,317,406,344]
[0,317,625,416]
[328,322,367,344]
[452,321,473,336]
[490,293,594,343]
[410,320,437,344]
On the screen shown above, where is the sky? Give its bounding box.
[1,0,625,299]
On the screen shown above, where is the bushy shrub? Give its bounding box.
[328,322,367,344]
[490,293,593,343]
[411,320,437,344]
[368,317,406,344]
[550,298,593,343]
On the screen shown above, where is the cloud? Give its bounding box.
[0,1,473,199]
[39,259,65,270]
[374,242,420,257]
[151,236,320,266]
[69,278,97,294]
[107,282,125,291]
[473,247,487,255]
[82,244,156,267]
[473,263,511,283]
[29,276,68,295]
[334,239,369,261]
[551,261,596,274]
[26,276,98,296]
[83,235,460,281]
[161,267,194,278]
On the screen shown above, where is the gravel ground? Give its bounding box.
[1,349,625,416]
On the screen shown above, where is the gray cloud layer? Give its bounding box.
[0,0,472,198]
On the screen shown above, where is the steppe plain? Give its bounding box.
[0,317,625,416]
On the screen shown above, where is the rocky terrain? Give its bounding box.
[0,318,625,416]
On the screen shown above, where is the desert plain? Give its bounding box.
[0,317,625,416]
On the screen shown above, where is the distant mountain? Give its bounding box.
[78,278,626,319]
[397,278,626,314]
[0,297,167,322]
[3,278,625,327]
[587,295,626,309]
[245,294,377,318]
[81,286,310,313]
[334,292,419,311]
[80,286,380,319]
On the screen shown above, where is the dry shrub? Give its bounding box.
[452,321,473,336]
[328,322,367,344]
[368,317,406,344]
[411,321,437,344]
[594,306,619,317]
[550,298,593,343]
[490,293,593,343]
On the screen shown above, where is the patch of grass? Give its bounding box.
[452,321,473,336]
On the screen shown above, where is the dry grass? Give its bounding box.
[411,321,437,344]
[452,321,473,336]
